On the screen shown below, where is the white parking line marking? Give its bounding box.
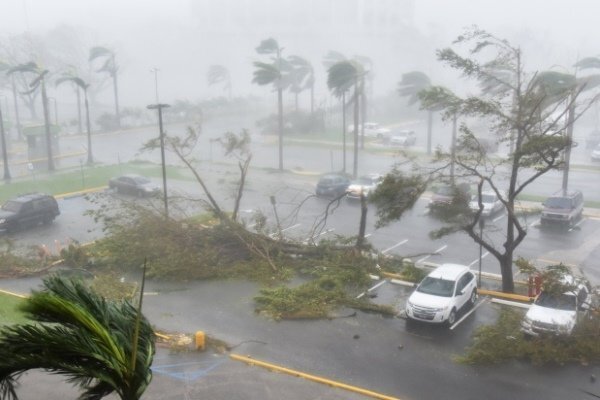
[529,219,539,228]
[468,251,489,267]
[492,214,504,223]
[417,244,447,264]
[450,297,489,330]
[269,223,301,238]
[303,228,335,244]
[365,233,372,238]
[382,239,408,255]
[356,280,387,299]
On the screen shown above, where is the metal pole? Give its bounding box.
[147,103,170,218]
[478,217,485,288]
[562,99,575,196]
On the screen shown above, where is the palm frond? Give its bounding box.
[89,46,113,62]
[255,38,280,55]
[56,76,88,90]
[252,61,280,86]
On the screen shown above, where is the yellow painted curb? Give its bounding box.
[230,353,401,400]
[55,186,108,199]
[478,289,533,303]
[0,289,27,299]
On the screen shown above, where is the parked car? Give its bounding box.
[469,190,505,217]
[346,173,383,200]
[540,190,583,227]
[521,275,591,337]
[108,174,161,197]
[348,122,391,139]
[591,143,600,161]
[585,130,600,149]
[0,193,60,233]
[405,264,477,325]
[316,173,351,198]
[429,183,471,209]
[388,130,416,146]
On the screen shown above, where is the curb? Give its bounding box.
[230,353,401,400]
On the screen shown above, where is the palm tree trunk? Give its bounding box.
[278,87,283,171]
[10,76,23,139]
[111,55,120,129]
[353,81,359,179]
[41,80,55,171]
[562,99,575,195]
[84,90,93,165]
[0,105,11,180]
[342,92,346,173]
[360,78,366,149]
[427,110,433,155]
[310,83,314,115]
[76,86,83,134]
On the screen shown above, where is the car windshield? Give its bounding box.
[534,291,576,311]
[319,178,335,185]
[416,277,455,297]
[544,197,571,209]
[1,201,22,212]
[133,176,150,184]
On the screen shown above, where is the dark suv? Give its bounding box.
[316,173,351,197]
[0,193,60,233]
[540,190,583,227]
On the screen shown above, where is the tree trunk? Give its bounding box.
[0,105,11,180]
[111,56,120,129]
[499,253,515,293]
[10,76,22,139]
[76,86,83,135]
[360,78,366,150]
[277,87,284,171]
[450,113,457,180]
[353,81,359,179]
[84,90,93,165]
[355,191,367,248]
[427,110,433,155]
[562,99,575,195]
[342,92,346,173]
[310,83,314,115]
[41,80,55,171]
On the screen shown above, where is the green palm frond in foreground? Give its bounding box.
[0,275,155,400]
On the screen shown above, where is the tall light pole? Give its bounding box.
[0,103,11,181]
[478,217,485,288]
[147,103,170,218]
[48,97,58,126]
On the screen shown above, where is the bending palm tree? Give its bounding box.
[7,62,55,170]
[252,38,290,171]
[0,275,155,400]
[323,51,349,172]
[327,60,364,178]
[56,75,94,164]
[287,55,314,114]
[89,46,120,129]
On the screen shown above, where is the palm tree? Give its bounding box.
[287,55,314,113]
[207,64,232,99]
[353,55,372,149]
[252,38,289,171]
[323,51,349,172]
[327,60,364,179]
[0,275,155,400]
[56,75,93,164]
[398,71,435,155]
[89,46,120,129]
[1,61,23,139]
[8,62,55,170]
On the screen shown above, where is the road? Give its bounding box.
[3,117,600,399]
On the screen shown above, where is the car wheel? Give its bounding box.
[469,289,477,306]
[42,215,54,225]
[447,308,457,326]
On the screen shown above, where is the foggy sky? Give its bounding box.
[1,0,599,110]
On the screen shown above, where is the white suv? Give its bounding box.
[521,276,591,337]
[405,264,477,325]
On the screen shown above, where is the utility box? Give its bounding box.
[22,124,60,170]
[195,331,206,351]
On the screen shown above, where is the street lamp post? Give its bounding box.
[478,217,485,288]
[48,97,58,126]
[0,103,11,181]
[147,103,170,218]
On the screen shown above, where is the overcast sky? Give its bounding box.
[1,0,598,108]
